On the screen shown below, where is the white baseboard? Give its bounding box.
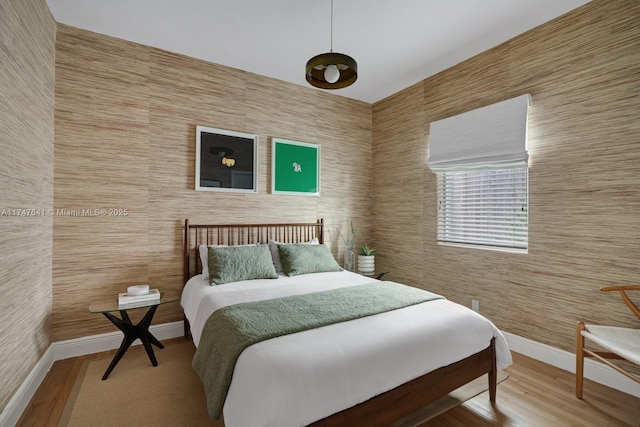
[0,321,184,427]
[504,331,640,398]
[52,321,184,360]
[3,326,637,427]
[0,346,54,427]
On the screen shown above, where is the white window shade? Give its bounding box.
[428,94,531,172]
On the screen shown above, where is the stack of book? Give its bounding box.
[118,288,160,307]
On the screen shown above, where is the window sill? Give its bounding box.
[437,241,528,254]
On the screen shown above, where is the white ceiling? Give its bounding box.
[46,0,591,104]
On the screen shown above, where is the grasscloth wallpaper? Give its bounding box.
[0,0,55,414]
[373,0,640,357]
[53,24,372,341]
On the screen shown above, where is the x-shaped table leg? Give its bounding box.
[101,305,164,380]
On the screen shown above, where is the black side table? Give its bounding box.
[89,292,178,380]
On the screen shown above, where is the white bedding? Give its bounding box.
[182,270,512,427]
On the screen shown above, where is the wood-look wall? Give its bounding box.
[0,0,56,414]
[373,0,640,359]
[52,25,372,341]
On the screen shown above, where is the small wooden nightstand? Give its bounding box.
[89,292,178,380]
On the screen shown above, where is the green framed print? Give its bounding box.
[272,138,320,196]
[196,126,258,193]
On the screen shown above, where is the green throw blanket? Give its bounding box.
[192,280,444,420]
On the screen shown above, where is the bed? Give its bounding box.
[181,219,512,427]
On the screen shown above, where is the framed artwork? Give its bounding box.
[272,138,320,196]
[196,126,258,193]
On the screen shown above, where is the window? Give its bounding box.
[437,168,528,250]
[428,94,531,251]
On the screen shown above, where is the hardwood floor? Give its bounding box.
[422,352,639,427]
[17,341,640,427]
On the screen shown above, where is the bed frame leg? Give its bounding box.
[489,337,497,402]
[489,370,497,402]
[184,316,190,337]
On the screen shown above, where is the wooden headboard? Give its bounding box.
[183,218,325,285]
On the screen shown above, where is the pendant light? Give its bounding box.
[305,0,357,89]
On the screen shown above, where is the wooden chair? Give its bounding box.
[576,285,640,398]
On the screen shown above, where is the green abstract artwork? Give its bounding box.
[272,138,320,195]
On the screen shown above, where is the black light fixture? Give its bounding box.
[305,0,357,89]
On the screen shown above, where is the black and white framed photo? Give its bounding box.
[195,126,258,193]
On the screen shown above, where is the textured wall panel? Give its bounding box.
[53,26,372,340]
[0,0,56,413]
[372,0,640,361]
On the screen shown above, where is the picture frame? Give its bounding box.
[272,138,320,196]
[195,126,258,193]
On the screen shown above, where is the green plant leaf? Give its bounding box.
[358,243,376,256]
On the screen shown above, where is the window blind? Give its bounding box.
[437,168,528,249]
[428,94,531,172]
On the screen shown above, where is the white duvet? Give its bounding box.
[181,270,512,427]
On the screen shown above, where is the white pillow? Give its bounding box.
[269,238,319,274]
[198,244,257,280]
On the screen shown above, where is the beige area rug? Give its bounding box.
[58,340,214,427]
[59,340,508,426]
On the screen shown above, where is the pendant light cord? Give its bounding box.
[330,0,333,53]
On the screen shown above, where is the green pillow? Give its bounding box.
[277,244,342,276]
[208,244,278,285]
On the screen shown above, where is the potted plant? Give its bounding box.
[357,243,376,276]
